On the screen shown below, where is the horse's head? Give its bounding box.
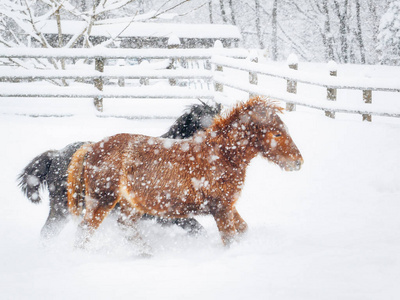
[191,100,222,129]
[162,101,222,139]
[248,99,303,171]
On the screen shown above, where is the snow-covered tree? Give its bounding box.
[0,0,397,64]
[273,0,391,63]
[0,0,196,51]
[378,1,400,66]
[0,0,196,73]
[0,0,139,88]
[0,0,137,49]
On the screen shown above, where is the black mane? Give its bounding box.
[161,102,222,139]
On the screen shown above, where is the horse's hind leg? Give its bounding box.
[117,199,142,235]
[41,169,72,240]
[117,199,152,256]
[143,215,205,236]
[74,200,114,249]
[40,195,70,241]
[169,218,206,236]
[41,208,69,241]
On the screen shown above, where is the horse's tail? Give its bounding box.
[67,145,90,217]
[17,150,57,204]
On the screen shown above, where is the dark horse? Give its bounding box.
[18,101,221,240]
[68,97,303,251]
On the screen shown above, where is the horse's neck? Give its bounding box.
[206,126,258,168]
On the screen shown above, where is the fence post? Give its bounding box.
[213,40,224,93]
[139,61,150,86]
[248,51,258,98]
[362,90,372,122]
[325,60,337,119]
[167,35,181,86]
[117,59,125,87]
[94,57,104,112]
[286,54,298,111]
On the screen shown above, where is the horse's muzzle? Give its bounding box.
[284,159,303,171]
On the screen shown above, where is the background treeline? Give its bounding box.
[1,0,399,65]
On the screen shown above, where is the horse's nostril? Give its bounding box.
[294,159,303,170]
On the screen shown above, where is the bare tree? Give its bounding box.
[209,0,214,23]
[378,1,400,65]
[254,0,264,49]
[271,0,278,61]
[282,0,334,61]
[219,0,228,23]
[367,0,379,46]
[354,0,365,63]
[332,0,349,63]
[228,0,236,25]
[321,0,335,61]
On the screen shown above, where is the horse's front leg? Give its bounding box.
[232,206,248,234]
[212,205,237,246]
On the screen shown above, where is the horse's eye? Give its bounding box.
[274,133,282,137]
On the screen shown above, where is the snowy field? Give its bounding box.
[1,63,400,299]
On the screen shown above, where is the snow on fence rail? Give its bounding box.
[0,69,212,80]
[0,47,248,60]
[212,55,400,121]
[0,47,248,112]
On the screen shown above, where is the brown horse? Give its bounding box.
[68,96,303,250]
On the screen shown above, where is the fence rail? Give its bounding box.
[0,47,248,59]
[0,69,213,80]
[213,73,400,119]
[0,85,214,99]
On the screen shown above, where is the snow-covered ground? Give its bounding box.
[1,62,400,299]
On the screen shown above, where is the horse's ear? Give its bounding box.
[248,101,277,124]
[197,98,209,108]
[216,102,222,113]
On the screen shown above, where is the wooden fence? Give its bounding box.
[211,55,400,121]
[1,47,399,121]
[0,47,247,112]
